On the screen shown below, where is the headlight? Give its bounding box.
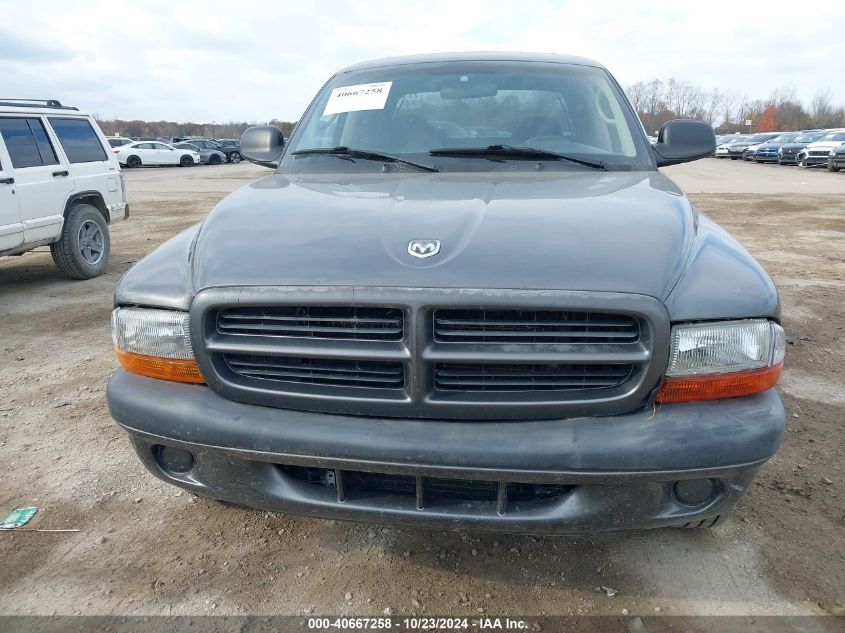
[111,308,205,383]
[656,319,784,403]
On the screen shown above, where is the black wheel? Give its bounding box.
[209,153,222,165]
[179,155,194,167]
[730,156,738,160]
[50,203,110,279]
[228,151,241,164]
[126,155,142,168]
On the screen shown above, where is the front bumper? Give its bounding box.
[801,154,830,165]
[107,370,785,534]
[754,152,779,162]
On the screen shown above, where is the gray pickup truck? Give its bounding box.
[107,53,785,534]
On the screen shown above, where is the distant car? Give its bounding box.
[725,133,780,160]
[796,130,845,168]
[751,132,802,163]
[743,132,799,161]
[189,139,242,163]
[828,145,845,172]
[113,141,200,168]
[714,135,749,158]
[777,131,828,165]
[174,142,226,165]
[107,136,134,148]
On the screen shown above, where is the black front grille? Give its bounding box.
[224,354,404,389]
[278,465,574,512]
[434,308,639,344]
[199,290,663,420]
[218,306,403,341]
[435,362,632,392]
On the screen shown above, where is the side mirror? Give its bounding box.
[652,119,716,167]
[241,125,285,168]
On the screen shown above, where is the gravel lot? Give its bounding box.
[0,160,843,623]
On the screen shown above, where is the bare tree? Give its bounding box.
[810,88,836,127]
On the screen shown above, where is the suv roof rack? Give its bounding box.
[0,98,79,111]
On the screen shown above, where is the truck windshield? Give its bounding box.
[284,61,651,172]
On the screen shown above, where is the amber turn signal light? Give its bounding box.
[115,348,205,384]
[655,363,782,404]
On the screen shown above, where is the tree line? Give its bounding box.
[626,78,845,134]
[94,117,298,139]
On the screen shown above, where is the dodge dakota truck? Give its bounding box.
[106,53,785,533]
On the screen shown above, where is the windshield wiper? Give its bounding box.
[428,144,606,170]
[292,146,438,172]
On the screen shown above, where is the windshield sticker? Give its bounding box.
[323,82,392,116]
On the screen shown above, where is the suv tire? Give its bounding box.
[50,203,110,279]
[228,151,242,164]
[126,155,142,168]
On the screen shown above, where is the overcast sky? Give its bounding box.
[2,1,844,123]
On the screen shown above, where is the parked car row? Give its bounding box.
[105,136,242,168]
[713,129,845,171]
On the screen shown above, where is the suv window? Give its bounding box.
[0,117,59,168]
[49,118,108,163]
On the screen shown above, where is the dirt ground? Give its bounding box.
[0,159,843,623]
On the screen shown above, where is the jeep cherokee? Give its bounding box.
[106,53,785,533]
[0,99,128,278]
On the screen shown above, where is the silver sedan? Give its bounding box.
[173,142,227,165]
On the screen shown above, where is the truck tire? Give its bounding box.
[126,155,142,168]
[50,203,110,279]
[228,151,242,164]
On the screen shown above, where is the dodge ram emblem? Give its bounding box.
[408,239,441,258]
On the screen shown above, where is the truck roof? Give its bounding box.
[0,98,85,116]
[339,51,605,73]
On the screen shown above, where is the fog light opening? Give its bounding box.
[154,445,195,474]
[673,478,718,507]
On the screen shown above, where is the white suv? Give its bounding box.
[0,99,128,279]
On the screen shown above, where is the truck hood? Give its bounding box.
[191,170,696,299]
